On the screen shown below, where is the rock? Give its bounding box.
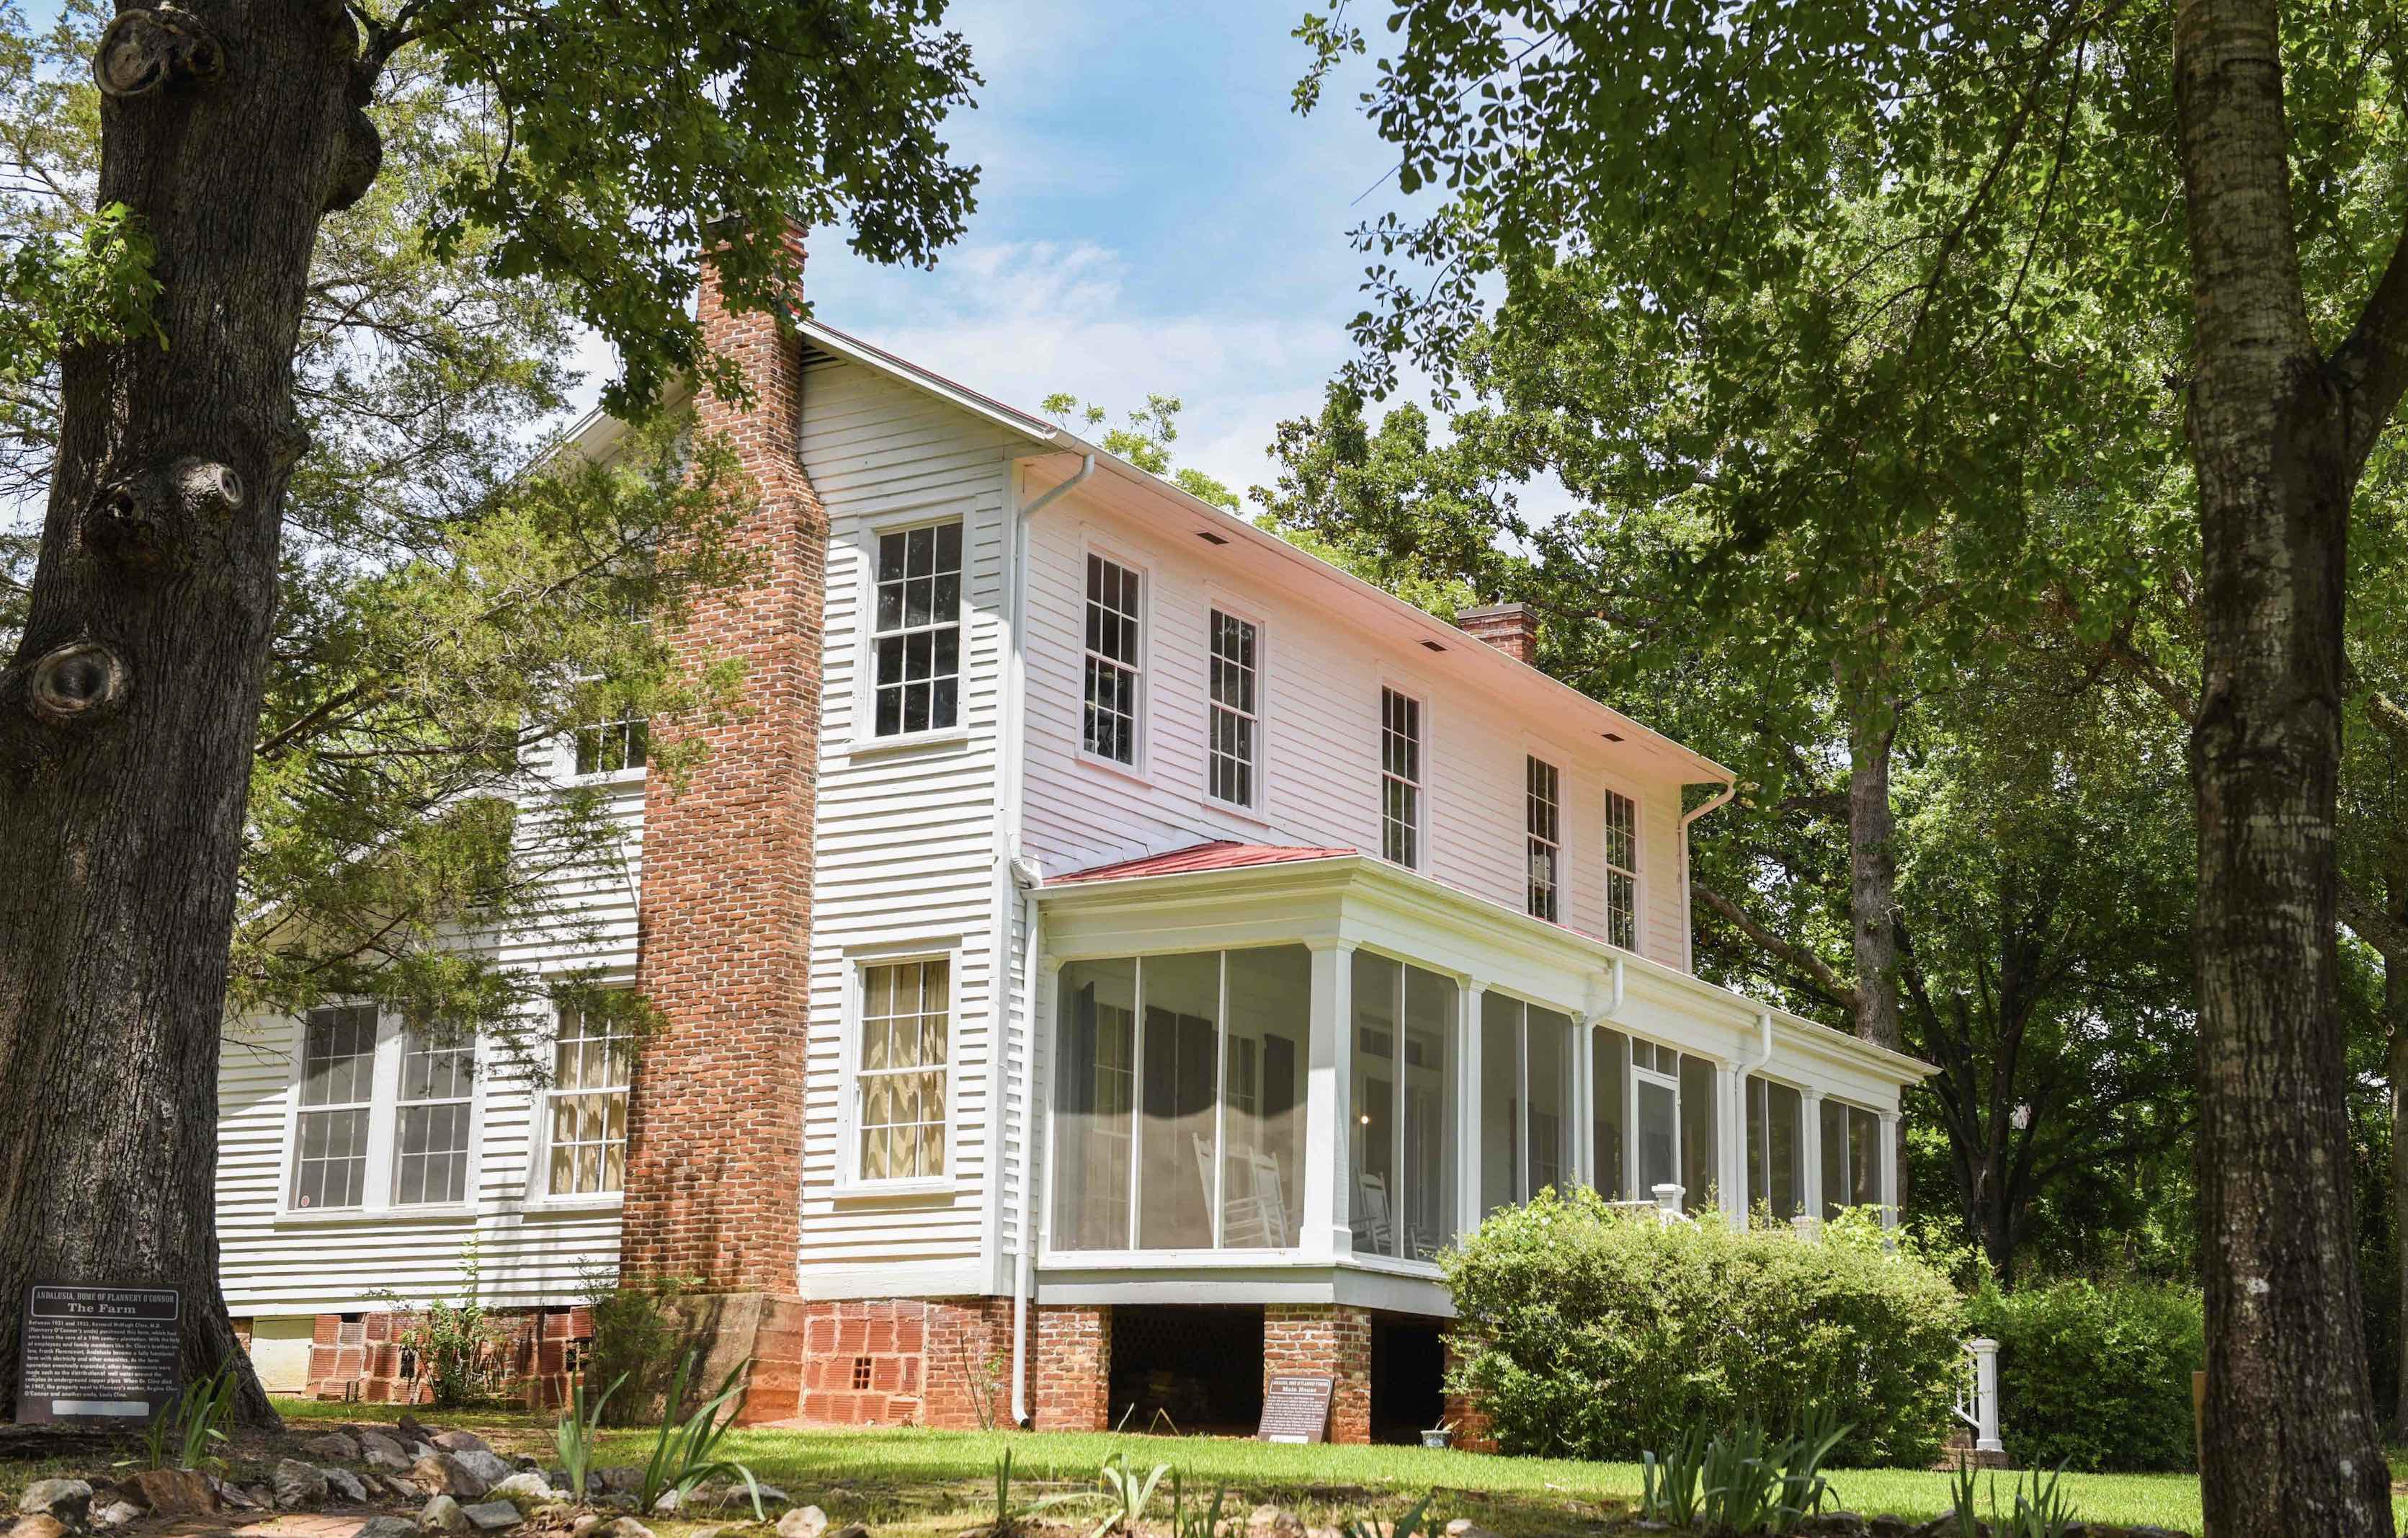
[357,1518,422,1538]
[463,1501,524,1531]
[272,1458,330,1510]
[1801,1515,1871,1538]
[416,1452,491,1500]
[595,1521,655,1538]
[1252,1510,1306,1538]
[208,1476,264,1511]
[424,1495,473,1534]
[398,1413,435,1443]
[489,1474,559,1503]
[10,1516,68,1538]
[756,1485,790,1508]
[571,1517,603,1538]
[689,1527,723,1538]
[1442,1524,1496,1538]
[650,1490,680,1516]
[324,1467,369,1504]
[16,1481,92,1524]
[90,1503,142,1531]
[434,1430,494,1456]
[530,1505,579,1526]
[362,1430,414,1471]
[244,1486,277,1511]
[385,1475,427,1501]
[1866,1519,1910,1538]
[134,1467,218,1516]
[453,1450,514,1492]
[303,1431,363,1462]
[779,1505,829,1538]
[596,1470,643,1496]
[827,1524,869,1538]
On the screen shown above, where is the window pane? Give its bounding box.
[1053,959,1137,1249]
[1138,951,1219,1250]
[1591,1026,1628,1199]
[1679,1054,1717,1215]
[294,1108,368,1209]
[1479,992,1521,1219]
[300,1006,377,1107]
[1821,1098,1850,1218]
[1222,946,1308,1248]
[1636,1078,1677,1199]
[1850,1106,1882,1209]
[1349,950,1401,1256]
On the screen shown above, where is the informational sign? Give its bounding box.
[1257,1373,1336,1444]
[15,1285,181,1425]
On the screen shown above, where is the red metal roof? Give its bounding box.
[1048,841,1357,885]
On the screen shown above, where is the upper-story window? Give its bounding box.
[873,519,963,737]
[1381,688,1423,867]
[1527,755,1561,921]
[1084,554,1143,765]
[855,957,951,1183]
[1208,610,1261,809]
[574,716,647,775]
[1605,788,1639,949]
[548,1005,633,1197]
[293,1005,378,1210]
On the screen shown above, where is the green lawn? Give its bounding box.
[267,1403,2408,1536]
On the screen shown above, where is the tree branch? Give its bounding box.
[2332,215,2408,470]
[1694,881,1862,1013]
[2340,878,2408,961]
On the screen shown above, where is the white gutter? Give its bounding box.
[1004,452,1090,1431]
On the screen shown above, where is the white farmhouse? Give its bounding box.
[215,231,1929,1442]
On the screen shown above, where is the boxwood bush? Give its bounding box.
[1442,1188,1965,1465]
[1967,1277,2203,1472]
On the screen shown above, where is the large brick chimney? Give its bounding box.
[623,220,821,1325]
[1456,601,1538,664]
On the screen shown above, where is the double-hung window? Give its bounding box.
[574,716,648,775]
[855,959,950,1182]
[1604,788,1639,949]
[394,1031,476,1206]
[1380,688,1423,867]
[1527,756,1561,920]
[293,1005,378,1210]
[1084,555,1143,764]
[547,1007,633,1197]
[1207,610,1261,809]
[872,520,964,737]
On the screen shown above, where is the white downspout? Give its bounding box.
[1730,1009,1775,1228]
[1003,452,1089,1431]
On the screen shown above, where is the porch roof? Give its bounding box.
[1050,840,1356,884]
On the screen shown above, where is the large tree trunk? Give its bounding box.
[1842,688,1904,1053]
[0,0,370,1423]
[2173,2,2391,1532]
[2391,946,2408,1438]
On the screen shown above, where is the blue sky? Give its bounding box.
[628,1,1405,500]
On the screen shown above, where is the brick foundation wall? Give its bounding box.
[792,1297,1025,1429]
[623,220,824,1292]
[1263,1304,1372,1444]
[1442,1333,1496,1453]
[1034,1304,1112,1431]
[296,1307,590,1409]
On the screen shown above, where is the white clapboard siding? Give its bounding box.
[795,351,1020,1290]
[1016,489,1698,972]
[215,774,643,1317]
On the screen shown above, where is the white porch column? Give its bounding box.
[1571,1018,1595,1191]
[1457,979,1485,1241]
[1878,1108,1901,1228]
[1801,1087,1825,1222]
[1723,1063,1749,1227]
[1303,939,1355,1261]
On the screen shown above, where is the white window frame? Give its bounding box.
[567,714,648,781]
[1378,684,1429,870]
[1819,1093,1891,1217]
[1526,754,1562,922]
[1744,1071,1810,1222]
[1204,605,1267,816]
[278,1005,484,1222]
[858,512,970,748]
[1624,1034,1685,1199]
[1079,544,1149,775]
[393,1027,478,1208]
[837,943,962,1196]
[1602,781,1644,952]
[536,1000,636,1205]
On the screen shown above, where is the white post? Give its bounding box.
[1570,1017,1594,1193]
[1652,1182,1684,1223]
[1970,1337,2004,1454]
[1789,1213,1819,1242]
[1878,1108,1901,1229]
[1801,1088,1826,1221]
[1303,940,1355,1261]
[1458,980,1485,1242]
[1720,1062,1746,1229]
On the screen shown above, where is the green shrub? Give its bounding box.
[583,1266,706,1426]
[1968,1276,2203,1472]
[1442,1188,1965,1465]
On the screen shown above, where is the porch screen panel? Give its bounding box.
[1221,945,1309,1248]
[1746,1076,1805,1222]
[1636,1074,1677,1197]
[1053,959,1136,1248]
[1591,1026,1628,1199]
[1849,1104,1883,1209]
[1478,992,1521,1219]
[1138,950,1221,1250]
[1819,1098,1850,1219]
[1400,966,1458,1259]
[1348,950,1401,1256]
[1525,1007,1576,1196]
[1678,1053,1717,1214]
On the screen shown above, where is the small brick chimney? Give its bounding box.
[624,218,821,1309]
[1456,602,1538,664]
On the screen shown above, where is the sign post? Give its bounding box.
[14,1285,182,1426]
[1257,1373,1337,1444]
